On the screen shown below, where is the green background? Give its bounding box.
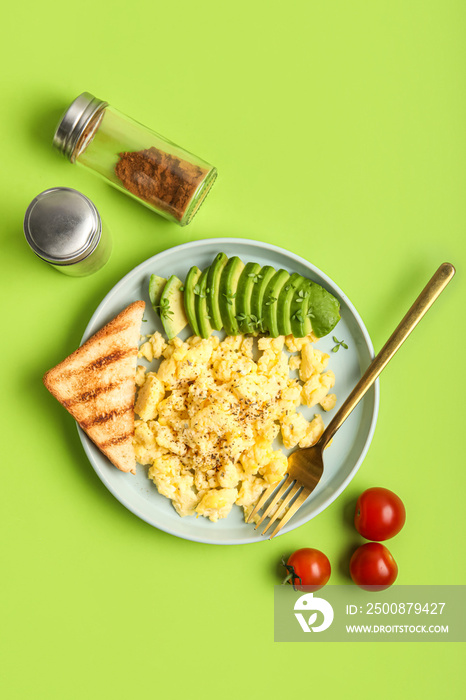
[2,1,465,698]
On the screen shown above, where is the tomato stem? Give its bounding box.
[282,559,302,591]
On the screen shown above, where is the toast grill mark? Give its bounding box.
[100,433,132,448]
[88,319,136,345]
[56,347,136,384]
[86,348,135,372]
[80,406,132,431]
[63,382,119,408]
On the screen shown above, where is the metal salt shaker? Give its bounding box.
[23,187,112,276]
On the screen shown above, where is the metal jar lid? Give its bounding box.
[53,92,108,162]
[24,187,102,265]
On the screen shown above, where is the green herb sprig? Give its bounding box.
[332,336,348,352]
[294,289,308,304]
[157,297,173,320]
[223,290,236,306]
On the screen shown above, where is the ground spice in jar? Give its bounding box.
[114,147,209,222]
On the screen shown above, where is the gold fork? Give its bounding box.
[247,262,456,539]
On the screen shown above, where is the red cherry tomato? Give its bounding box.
[284,548,331,590]
[354,487,406,541]
[350,542,398,591]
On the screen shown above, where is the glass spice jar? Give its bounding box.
[53,92,217,226]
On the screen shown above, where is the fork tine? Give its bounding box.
[245,482,279,523]
[267,487,312,539]
[253,475,294,529]
[260,482,301,535]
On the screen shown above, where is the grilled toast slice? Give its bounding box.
[43,301,145,474]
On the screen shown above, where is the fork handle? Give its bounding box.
[318,262,456,450]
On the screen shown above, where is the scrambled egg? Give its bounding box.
[134,331,336,522]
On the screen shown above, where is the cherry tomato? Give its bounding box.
[354,487,406,541]
[284,548,331,590]
[350,542,398,591]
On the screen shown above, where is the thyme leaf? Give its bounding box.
[332,337,348,352]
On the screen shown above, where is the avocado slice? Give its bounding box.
[218,256,245,335]
[306,282,341,337]
[290,279,313,337]
[206,253,228,330]
[158,275,189,340]
[184,266,202,337]
[195,268,214,339]
[250,266,275,332]
[262,269,290,337]
[289,280,341,338]
[148,274,167,315]
[235,262,262,334]
[276,272,304,336]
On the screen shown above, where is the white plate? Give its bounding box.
[79,238,379,544]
